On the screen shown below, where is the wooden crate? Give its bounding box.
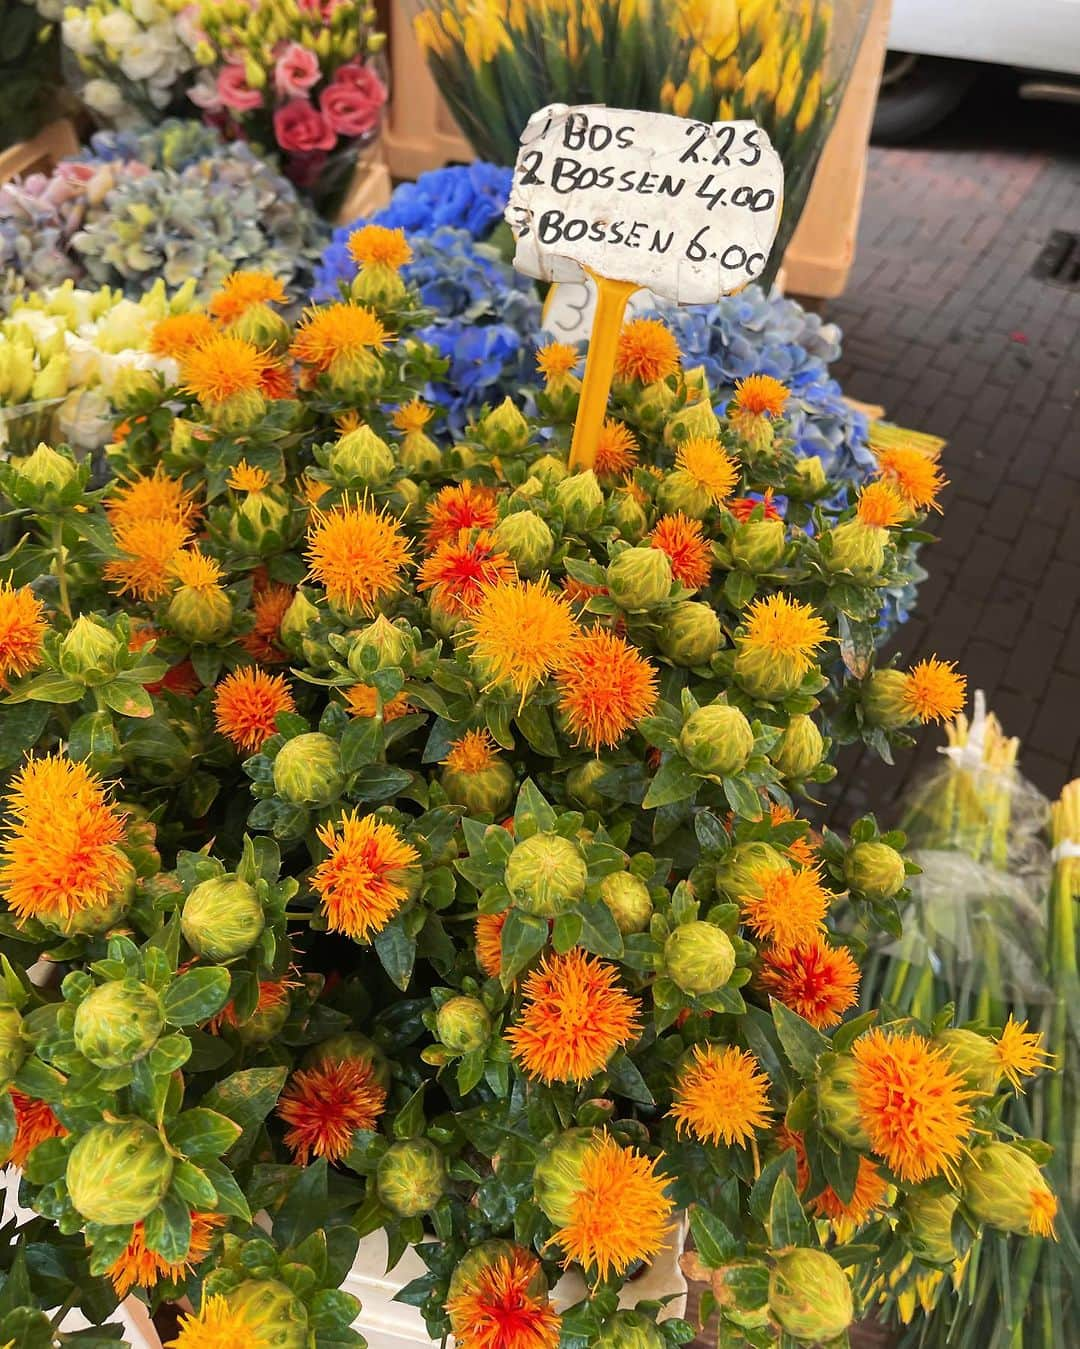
[0,118,79,185]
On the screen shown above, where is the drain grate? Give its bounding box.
[1032,229,1080,290]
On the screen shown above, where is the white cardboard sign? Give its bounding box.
[506,103,784,305]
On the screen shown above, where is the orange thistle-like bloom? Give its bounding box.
[507,950,640,1083]
[227,459,272,493]
[536,341,580,381]
[208,270,288,323]
[306,498,411,615]
[129,625,200,697]
[213,668,296,754]
[260,358,296,401]
[312,810,419,941]
[739,864,829,951]
[561,576,607,609]
[290,302,389,373]
[852,1028,975,1183]
[615,318,680,384]
[107,1211,223,1298]
[0,755,128,924]
[768,802,820,868]
[729,490,781,523]
[856,480,907,529]
[167,1295,269,1349]
[993,1015,1055,1091]
[900,657,967,724]
[669,1043,772,1146]
[475,911,508,979]
[462,579,579,703]
[594,419,639,477]
[170,547,224,592]
[732,374,789,418]
[343,684,413,721]
[649,513,712,590]
[675,438,739,506]
[8,1089,67,1168]
[876,446,948,513]
[0,583,46,686]
[348,224,413,270]
[554,1134,673,1281]
[444,729,498,774]
[424,482,499,548]
[106,468,198,531]
[148,311,215,359]
[741,594,829,679]
[241,583,293,664]
[446,1250,562,1349]
[180,333,269,407]
[757,935,860,1028]
[206,976,296,1035]
[555,630,658,751]
[1028,1189,1059,1239]
[105,516,191,602]
[418,530,516,617]
[775,1125,887,1226]
[278,1057,388,1164]
[392,397,434,433]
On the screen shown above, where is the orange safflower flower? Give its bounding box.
[675,438,739,506]
[107,1211,223,1298]
[740,594,829,678]
[594,420,639,478]
[739,865,829,951]
[729,490,780,523]
[348,225,413,270]
[669,1043,772,1146]
[900,658,967,724]
[343,684,414,721]
[732,374,789,418]
[306,498,411,615]
[993,1015,1055,1091]
[105,468,198,531]
[555,630,658,750]
[166,1295,269,1349]
[855,481,907,529]
[227,460,272,493]
[259,358,296,401]
[757,935,860,1028]
[446,1249,561,1349]
[213,668,296,754]
[208,270,288,323]
[649,513,712,590]
[241,583,293,663]
[8,1089,66,1168]
[148,311,216,359]
[614,318,680,384]
[424,482,499,548]
[170,547,224,592]
[0,582,46,685]
[775,1125,886,1226]
[278,1057,388,1164]
[105,516,192,602]
[535,341,580,381]
[392,397,434,433]
[876,446,947,513]
[768,803,820,868]
[180,333,269,408]
[206,976,296,1034]
[312,811,419,942]
[290,303,389,374]
[461,579,579,703]
[475,911,508,980]
[443,729,498,774]
[418,530,516,617]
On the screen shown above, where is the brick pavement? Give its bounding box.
[816,89,1080,827]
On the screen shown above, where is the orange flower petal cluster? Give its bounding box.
[732,374,789,418]
[107,1211,223,1298]
[856,480,907,529]
[343,684,414,721]
[462,579,579,703]
[768,802,819,868]
[241,583,293,663]
[775,1126,886,1226]
[475,911,508,980]
[669,1043,772,1146]
[876,446,947,513]
[227,459,272,493]
[104,516,192,602]
[593,419,639,477]
[208,270,288,323]
[213,667,296,754]
[170,546,223,592]
[993,1015,1054,1091]
[614,318,680,384]
[757,935,860,1028]
[0,582,46,685]
[536,341,580,380]
[739,864,828,951]
[649,512,712,590]
[729,489,780,523]
[167,1295,269,1349]
[901,658,967,724]
[290,303,389,373]
[740,594,829,676]
[446,1250,561,1349]
[555,630,658,750]
[675,437,739,505]
[106,468,198,532]
[278,1057,388,1164]
[418,530,516,617]
[306,499,411,614]
[312,811,419,941]
[507,950,640,1083]
[8,1089,67,1168]
[424,482,499,548]
[443,729,499,774]
[348,225,413,270]
[392,397,434,433]
[206,976,295,1035]
[148,311,215,359]
[180,333,269,407]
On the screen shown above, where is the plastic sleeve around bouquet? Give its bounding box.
[0,397,65,455]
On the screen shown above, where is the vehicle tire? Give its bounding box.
[872,53,978,144]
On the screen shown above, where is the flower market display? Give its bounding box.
[0,221,1061,1349]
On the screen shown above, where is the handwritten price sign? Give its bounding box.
[506,103,784,305]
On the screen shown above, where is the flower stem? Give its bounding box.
[51,517,71,621]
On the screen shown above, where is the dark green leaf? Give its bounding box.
[689,1204,738,1268]
[498,909,548,984]
[373,918,417,990]
[168,1108,243,1159]
[722,774,764,820]
[162,967,231,1025]
[771,999,830,1080]
[767,1171,812,1248]
[201,1067,287,1133]
[642,756,698,809]
[576,899,624,959]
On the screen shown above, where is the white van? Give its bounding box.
[874,0,1080,141]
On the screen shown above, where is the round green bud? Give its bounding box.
[844,840,906,901]
[555,469,604,532]
[181,877,264,961]
[768,1249,853,1343]
[0,1007,26,1084]
[679,703,755,777]
[504,832,587,917]
[476,397,530,455]
[657,602,723,668]
[528,453,568,487]
[441,757,516,819]
[599,872,653,935]
[730,518,787,573]
[329,426,395,488]
[961,1143,1057,1237]
[59,616,123,683]
[15,442,77,495]
[399,429,442,477]
[436,995,492,1053]
[863,669,914,729]
[227,488,291,556]
[394,477,422,518]
[630,379,677,431]
[663,399,720,447]
[824,520,887,580]
[273,733,345,807]
[732,641,808,703]
[655,469,711,520]
[816,1056,870,1149]
[790,455,827,499]
[210,387,268,432]
[594,1310,665,1349]
[533,1128,595,1225]
[376,1138,446,1216]
[279,589,321,653]
[348,614,414,676]
[935,1029,1002,1095]
[610,491,649,542]
[228,303,292,352]
[234,989,292,1045]
[305,1031,391,1088]
[663,921,735,996]
[493,510,554,577]
[770,714,825,780]
[904,1190,959,1265]
[166,582,232,645]
[351,263,408,310]
[564,759,611,811]
[66,1120,173,1225]
[714,842,789,900]
[73,979,164,1068]
[606,547,673,611]
[227,1278,309,1349]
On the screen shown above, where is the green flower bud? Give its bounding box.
[533,1128,596,1225]
[528,453,569,487]
[629,379,677,431]
[329,426,395,488]
[770,715,825,780]
[790,455,827,499]
[610,490,649,542]
[110,366,160,406]
[441,755,516,818]
[399,429,442,476]
[664,921,735,995]
[273,733,345,807]
[733,641,807,702]
[348,614,414,675]
[351,264,409,310]
[565,759,611,811]
[904,1189,959,1264]
[59,616,124,683]
[0,1006,27,1084]
[279,589,321,654]
[555,469,604,532]
[935,1029,1002,1095]
[817,1056,870,1149]
[505,832,587,916]
[325,346,384,399]
[66,1120,173,1225]
[655,469,711,520]
[210,387,268,432]
[168,417,206,471]
[227,1279,309,1349]
[228,304,292,352]
[182,876,264,961]
[73,979,164,1068]
[679,703,754,777]
[436,995,491,1053]
[714,842,789,900]
[594,1311,665,1349]
[376,1138,446,1216]
[234,988,292,1044]
[657,602,723,667]
[863,669,914,729]
[227,488,291,557]
[768,1249,853,1342]
[49,870,134,938]
[730,518,786,572]
[599,872,653,935]
[663,399,721,446]
[13,442,78,508]
[606,547,673,611]
[476,397,531,455]
[844,841,906,901]
[166,583,232,645]
[824,520,887,580]
[961,1143,1057,1237]
[394,477,422,518]
[493,510,554,577]
[305,1031,391,1088]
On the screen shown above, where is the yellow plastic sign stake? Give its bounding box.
[567,269,640,472]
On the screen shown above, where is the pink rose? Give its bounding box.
[274,98,337,154]
[319,66,386,138]
[274,42,321,98]
[217,62,264,113]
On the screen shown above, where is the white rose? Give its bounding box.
[61,12,97,56]
[119,32,166,80]
[64,336,103,388]
[58,389,112,451]
[80,78,127,118]
[95,10,139,46]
